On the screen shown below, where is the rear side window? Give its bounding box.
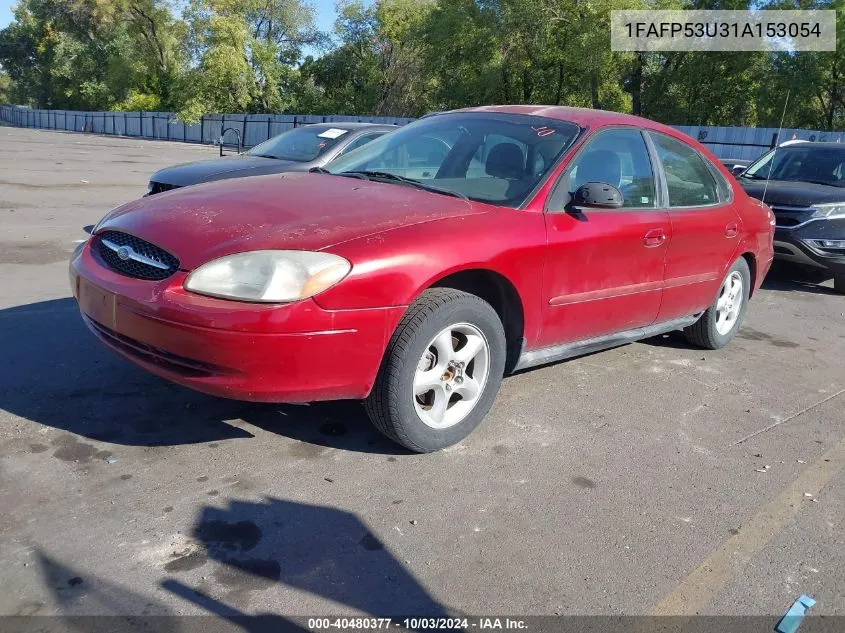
[705,159,733,203]
[651,133,719,207]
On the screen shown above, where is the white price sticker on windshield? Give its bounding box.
[318,128,349,139]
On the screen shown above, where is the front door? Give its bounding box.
[539,127,670,348]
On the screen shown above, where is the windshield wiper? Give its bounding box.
[309,167,369,180]
[251,153,280,159]
[343,170,468,200]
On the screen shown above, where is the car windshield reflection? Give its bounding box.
[326,113,580,207]
[248,126,352,162]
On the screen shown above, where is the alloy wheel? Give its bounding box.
[413,322,491,429]
[715,271,743,336]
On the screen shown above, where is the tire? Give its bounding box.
[364,288,506,453]
[834,274,845,295]
[683,258,751,350]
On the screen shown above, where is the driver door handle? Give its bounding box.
[643,228,666,248]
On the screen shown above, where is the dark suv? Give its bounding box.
[738,142,845,292]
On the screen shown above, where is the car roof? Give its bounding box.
[445,104,735,173]
[302,122,398,131]
[778,140,845,149]
[447,104,682,135]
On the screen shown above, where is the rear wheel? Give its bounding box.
[684,258,750,350]
[364,288,506,453]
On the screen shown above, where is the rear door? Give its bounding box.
[647,132,741,321]
[539,127,670,347]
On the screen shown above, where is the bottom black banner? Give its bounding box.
[0,616,842,633]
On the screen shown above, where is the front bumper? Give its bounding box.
[69,241,405,403]
[773,218,845,276]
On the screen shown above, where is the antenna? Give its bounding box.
[762,89,790,205]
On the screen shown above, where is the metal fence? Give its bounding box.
[0,105,414,148]
[674,124,845,161]
[1,103,843,159]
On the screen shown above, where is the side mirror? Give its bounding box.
[571,182,624,209]
[731,165,746,176]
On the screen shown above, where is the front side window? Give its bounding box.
[326,113,580,207]
[742,145,845,188]
[652,133,719,207]
[249,126,351,162]
[566,128,656,208]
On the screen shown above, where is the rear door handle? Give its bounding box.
[725,222,739,238]
[643,228,666,248]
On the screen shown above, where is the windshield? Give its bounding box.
[248,126,351,162]
[325,113,580,207]
[742,145,845,187]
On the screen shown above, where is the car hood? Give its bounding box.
[98,172,480,269]
[740,178,845,207]
[150,155,307,187]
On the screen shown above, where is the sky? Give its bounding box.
[0,0,340,32]
[1,0,13,29]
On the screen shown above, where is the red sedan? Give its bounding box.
[70,106,775,452]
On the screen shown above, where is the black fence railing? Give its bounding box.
[2,104,842,160]
[0,105,415,149]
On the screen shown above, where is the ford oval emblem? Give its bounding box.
[117,246,132,261]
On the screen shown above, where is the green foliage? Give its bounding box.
[0,71,10,103]
[1,0,844,129]
[114,89,162,111]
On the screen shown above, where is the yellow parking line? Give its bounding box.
[651,436,845,616]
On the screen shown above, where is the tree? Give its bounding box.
[0,70,11,103]
[0,0,844,130]
[179,0,323,118]
[300,0,435,116]
[0,0,187,110]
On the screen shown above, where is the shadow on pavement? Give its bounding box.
[30,550,307,631]
[34,550,177,618]
[165,498,447,617]
[0,298,404,455]
[25,499,446,626]
[761,261,840,295]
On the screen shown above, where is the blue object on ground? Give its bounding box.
[775,595,816,633]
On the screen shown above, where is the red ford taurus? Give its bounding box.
[70,106,775,452]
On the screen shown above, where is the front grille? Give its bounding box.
[96,231,179,281]
[149,181,180,195]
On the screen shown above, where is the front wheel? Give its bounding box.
[364,288,506,453]
[834,274,845,294]
[683,258,751,350]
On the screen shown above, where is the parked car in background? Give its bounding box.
[738,141,845,292]
[71,106,774,452]
[146,122,397,195]
[720,158,751,176]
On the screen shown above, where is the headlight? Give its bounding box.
[184,250,351,303]
[810,203,845,220]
